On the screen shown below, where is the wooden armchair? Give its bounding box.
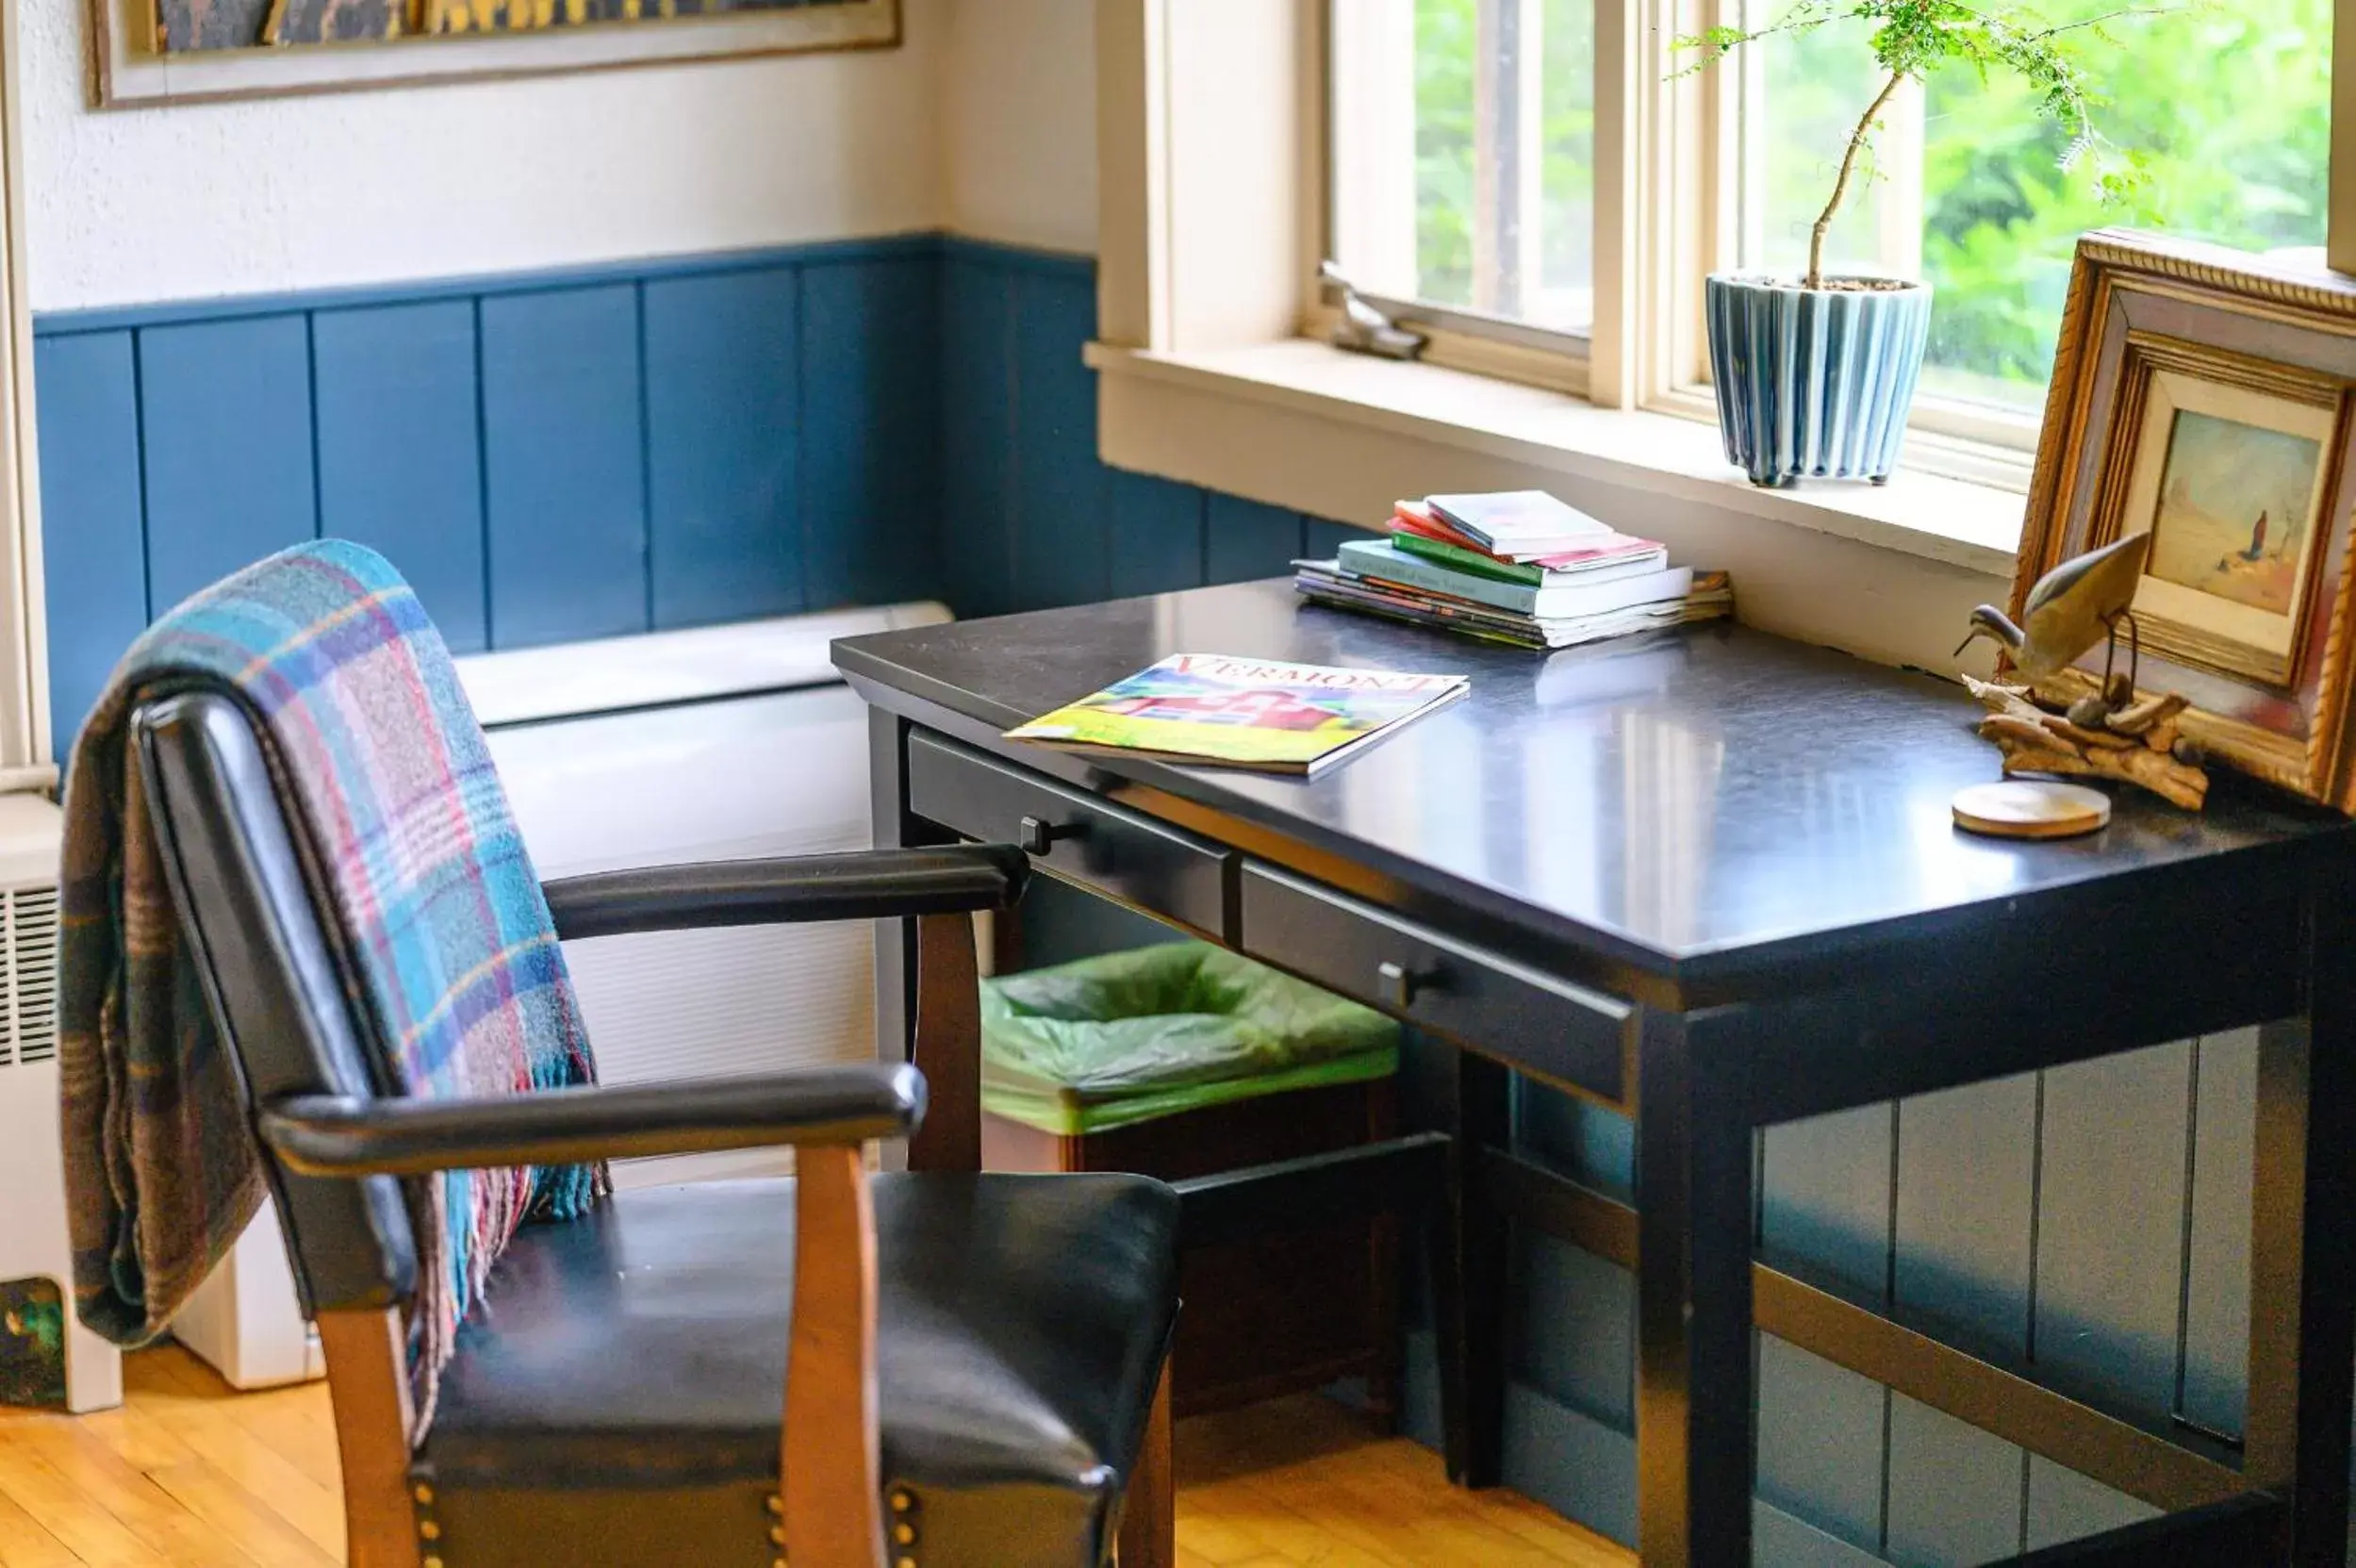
[126,688,1180,1568]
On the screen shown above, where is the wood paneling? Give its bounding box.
[643,267,802,629]
[480,283,649,647]
[311,301,487,654]
[138,315,317,613]
[800,256,942,611]
[939,247,1017,619]
[1206,493,1305,586]
[32,333,147,748]
[1011,265,1108,609]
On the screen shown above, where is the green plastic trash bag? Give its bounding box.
[980,940,1399,1135]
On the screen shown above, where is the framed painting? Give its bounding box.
[94,0,898,107]
[2017,229,2356,808]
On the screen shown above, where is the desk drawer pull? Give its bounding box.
[1376,959,1440,1009]
[1018,814,1085,857]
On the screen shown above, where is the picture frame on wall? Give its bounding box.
[93,0,898,108]
[2017,228,2356,809]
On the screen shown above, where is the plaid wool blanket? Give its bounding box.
[58,539,601,1431]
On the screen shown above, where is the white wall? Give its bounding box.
[939,0,1095,255]
[23,0,949,311]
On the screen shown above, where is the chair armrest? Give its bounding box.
[256,1064,925,1177]
[541,844,1030,941]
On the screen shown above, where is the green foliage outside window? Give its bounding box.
[1407,0,2328,406]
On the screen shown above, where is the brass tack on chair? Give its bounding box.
[766,1494,784,1516]
[422,1558,444,1568]
[889,1490,914,1514]
[894,1521,915,1544]
[419,1520,442,1541]
[768,1522,787,1545]
[897,1558,917,1568]
[412,1483,436,1507]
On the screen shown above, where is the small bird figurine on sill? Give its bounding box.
[1957,530,2152,719]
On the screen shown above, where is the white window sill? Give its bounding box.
[1084,337,2025,581]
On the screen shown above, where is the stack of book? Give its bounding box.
[1293,490,1734,651]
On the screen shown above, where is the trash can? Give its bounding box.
[980,941,1402,1416]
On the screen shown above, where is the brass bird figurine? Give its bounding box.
[1957,531,2152,685]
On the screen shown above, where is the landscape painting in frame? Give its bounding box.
[104,0,895,106]
[2118,368,2337,688]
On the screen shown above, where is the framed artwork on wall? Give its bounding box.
[93,0,898,107]
[2018,228,2356,809]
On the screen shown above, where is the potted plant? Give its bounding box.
[1679,0,2141,487]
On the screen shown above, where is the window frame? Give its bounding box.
[1313,0,2356,487]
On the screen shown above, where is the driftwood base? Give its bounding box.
[1961,676,2209,811]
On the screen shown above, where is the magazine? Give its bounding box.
[1004,653,1468,774]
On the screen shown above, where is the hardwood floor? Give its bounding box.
[0,1348,1630,1567]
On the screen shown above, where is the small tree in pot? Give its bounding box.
[1680,0,2143,487]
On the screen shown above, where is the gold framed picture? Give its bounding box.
[2018,230,2356,808]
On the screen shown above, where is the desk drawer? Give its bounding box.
[1240,864,1630,1102]
[906,731,1232,937]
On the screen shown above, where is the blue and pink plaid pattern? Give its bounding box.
[59,539,601,1431]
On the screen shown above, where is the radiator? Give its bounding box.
[172,602,945,1387]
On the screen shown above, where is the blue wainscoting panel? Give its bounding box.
[138,314,317,614]
[1106,470,1206,600]
[801,255,942,611]
[1511,1230,1631,1428]
[644,267,801,627]
[2023,1458,2157,1552]
[1010,265,1108,609]
[1895,1075,2037,1354]
[1303,516,1371,559]
[479,285,649,647]
[311,301,487,653]
[940,249,1016,619]
[1205,493,1305,586]
[2181,1028,2257,1439]
[1757,1336,1886,1552]
[34,332,148,747]
[1760,1104,1892,1300]
[1884,1395,2024,1566]
[2035,1041,2194,1420]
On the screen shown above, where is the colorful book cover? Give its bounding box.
[1005,653,1469,773]
[1425,489,1614,557]
[1340,539,1692,619]
[1391,530,1666,586]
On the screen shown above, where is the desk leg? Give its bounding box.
[2247,894,2356,1566]
[869,708,920,1074]
[1636,1009,1754,1568]
[1436,1046,1510,1488]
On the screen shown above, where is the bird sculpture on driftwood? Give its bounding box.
[1957,530,2152,689]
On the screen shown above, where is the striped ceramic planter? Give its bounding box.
[1705,272,1933,487]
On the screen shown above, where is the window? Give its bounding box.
[1324,0,2339,467]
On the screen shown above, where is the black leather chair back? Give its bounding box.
[129,689,419,1315]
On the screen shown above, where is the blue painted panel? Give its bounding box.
[1303,516,1369,559]
[1205,493,1303,586]
[2182,1028,2256,1437]
[1884,1395,2023,1566]
[2023,1458,2156,1552]
[1011,268,1105,609]
[138,314,317,614]
[1511,1231,1631,1426]
[2035,1042,2194,1420]
[941,253,1015,619]
[801,256,941,610]
[1501,1380,1636,1548]
[311,301,486,653]
[1757,1336,1885,1553]
[1105,470,1204,599]
[1896,1074,2037,1354]
[35,333,148,752]
[479,285,648,647]
[1760,1104,1891,1302]
[644,267,801,627]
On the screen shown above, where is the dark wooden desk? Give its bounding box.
[834,579,2356,1567]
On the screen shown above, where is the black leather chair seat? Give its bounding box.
[417,1172,1180,1568]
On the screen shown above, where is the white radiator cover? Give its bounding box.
[176,603,944,1386]
[0,791,121,1411]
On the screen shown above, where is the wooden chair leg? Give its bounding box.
[907,910,981,1173]
[1117,1361,1176,1568]
[316,1308,423,1568]
[783,1143,887,1567]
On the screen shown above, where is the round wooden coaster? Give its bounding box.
[1952,780,2111,839]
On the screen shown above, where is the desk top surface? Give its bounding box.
[835,581,2348,975]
